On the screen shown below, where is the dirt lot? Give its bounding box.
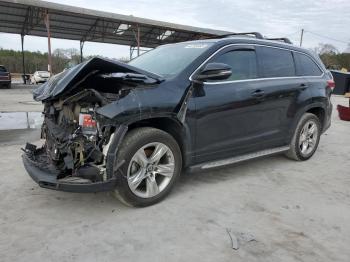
[0,86,349,262]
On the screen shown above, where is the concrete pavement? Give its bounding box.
[0,92,349,262]
[0,84,43,112]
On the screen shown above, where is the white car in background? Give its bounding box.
[30,71,50,84]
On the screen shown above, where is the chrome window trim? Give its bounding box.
[189,43,325,85]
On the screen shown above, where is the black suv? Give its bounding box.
[0,65,11,89]
[23,33,333,206]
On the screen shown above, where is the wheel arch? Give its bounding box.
[305,107,325,128]
[289,103,326,142]
[126,116,192,167]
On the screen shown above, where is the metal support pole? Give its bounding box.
[44,10,53,75]
[80,40,84,63]
[137,25,140,56]
[21,34,26,84]
[299,28,304,47]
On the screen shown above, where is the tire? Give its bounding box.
[113,127,182,207]
[285,113,321,161]
[7,83,11,89]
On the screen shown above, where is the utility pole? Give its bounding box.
[80,40,84,63]
[44,10,53,76]
[299,29,304,47]
[21,34,26,84]
[137,25,140,56]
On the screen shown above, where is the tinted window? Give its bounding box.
[0,66,7,72]
[210,50,258,81]
[294,52,323,76]
[259,47,295,77]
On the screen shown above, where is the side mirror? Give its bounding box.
[195,62,232,81]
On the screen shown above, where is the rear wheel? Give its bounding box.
[6,83,11,89]
[285,113,321,161]
[113,127,182,207]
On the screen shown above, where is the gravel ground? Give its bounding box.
[0,95,349,262]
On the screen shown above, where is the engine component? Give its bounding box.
[79,109,97,135]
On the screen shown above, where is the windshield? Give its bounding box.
[128,42,213,77]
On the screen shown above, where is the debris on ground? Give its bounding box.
[226,228,256,250]
[226,228,239,250]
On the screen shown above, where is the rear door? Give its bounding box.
[255,45,307,144]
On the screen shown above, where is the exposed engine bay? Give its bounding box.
[39,89,114,182]
[23,57,161,184]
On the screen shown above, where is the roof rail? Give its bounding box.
[212,32,264,39]
[265,37,292,44]
[208,33,293,45]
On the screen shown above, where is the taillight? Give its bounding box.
[327,80,335,91]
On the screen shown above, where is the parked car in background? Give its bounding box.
[23,33,333,207]
[0,65,11,89]
[30,71,50,84]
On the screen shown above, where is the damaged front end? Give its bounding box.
[22,57,160,192]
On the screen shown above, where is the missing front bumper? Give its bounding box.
[22,153,117,193]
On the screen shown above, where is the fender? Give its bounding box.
[96,90,142,122]
[105,125,128,179]
[96,83,190,123]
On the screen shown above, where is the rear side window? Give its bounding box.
[294,52,323,76]
[0,66,7,72]
[258,47,295,77]
[210,49,258,81]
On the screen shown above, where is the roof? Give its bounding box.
[0,0,231,48]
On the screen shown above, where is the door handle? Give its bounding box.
[299,83,308,90]
[251,89,265,97]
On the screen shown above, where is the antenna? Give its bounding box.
[300,29,304,47]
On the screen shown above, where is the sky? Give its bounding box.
[0,0,349,59]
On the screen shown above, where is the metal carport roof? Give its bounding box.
[0,0,230,48]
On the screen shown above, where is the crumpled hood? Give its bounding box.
[33,57,161,101]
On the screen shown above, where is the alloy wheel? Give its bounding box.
[127,142,175,198]
[299,120,318,156]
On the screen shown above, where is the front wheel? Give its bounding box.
[285,113,321,161]
[113,127,182,207]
